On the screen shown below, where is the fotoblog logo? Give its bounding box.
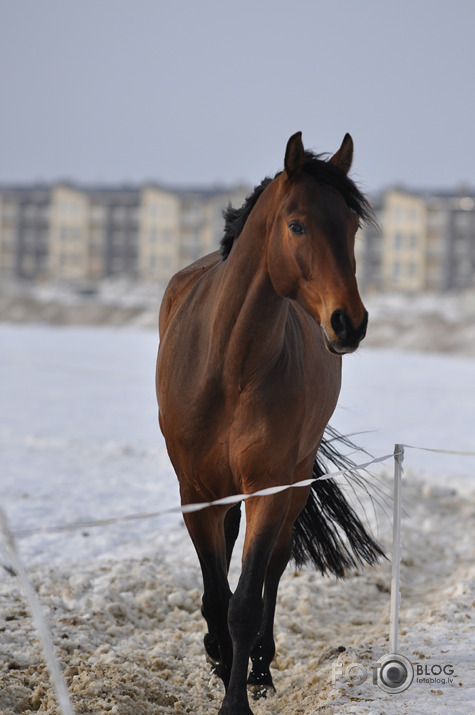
[332,653,414,693]
[333,653,458,693]
[375,654,414,693]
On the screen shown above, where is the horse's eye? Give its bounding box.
[288,221,306,235]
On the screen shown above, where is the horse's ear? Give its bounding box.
[284,132,305,181]
[329,133,353,174]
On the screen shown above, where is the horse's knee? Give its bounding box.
[201,580,231,618]
[228,587,263,645]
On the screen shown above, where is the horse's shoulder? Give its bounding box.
[159,251,222,336]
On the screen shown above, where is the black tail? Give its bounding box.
[291,426,385,577]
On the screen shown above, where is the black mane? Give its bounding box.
[220,150,374,260]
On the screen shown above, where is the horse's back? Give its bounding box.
[159,250,222,337]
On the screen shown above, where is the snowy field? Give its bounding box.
[0,323,474,713]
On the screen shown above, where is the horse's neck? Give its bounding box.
[211,193,288,383]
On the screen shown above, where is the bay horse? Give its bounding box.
[156,132,383,714]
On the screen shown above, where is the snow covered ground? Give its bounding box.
[0,324,474,713]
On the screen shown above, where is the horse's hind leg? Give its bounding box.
[201,503,241,675]
[199,503,241,674]
[183,507,233,687]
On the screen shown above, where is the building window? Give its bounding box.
[127,208,139,223]
[25,204,37,220]
[112,206,125,223]
[3,202,18,220]
[393,232,403,250]
[23,229,36,246]
[2,228,15,245]
[455,237,468,255]
[455,211,470,231]
[91,205,106,222]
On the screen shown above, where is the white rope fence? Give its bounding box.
[9,443,475,539]
[13,451,395,538]
[1,441,474,714]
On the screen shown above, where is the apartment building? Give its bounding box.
[49,185,91,281]
[138,187,180,281]
[381,189,429,291]
[429,192,475,290]
[0,185,50,280]
[358,187,475,293]
[88,187,141,280]
[2,181,473,292]
[0,183,249,284]
[354,193,383,292]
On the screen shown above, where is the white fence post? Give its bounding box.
[389,444,404,654]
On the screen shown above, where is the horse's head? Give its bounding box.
[266,132,370,355]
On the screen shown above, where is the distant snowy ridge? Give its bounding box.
[2,280,475,354]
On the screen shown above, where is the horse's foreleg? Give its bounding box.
[248,487,310,699]
[218,492,290,715]
[247,537,291,698]
[183,508,233,688]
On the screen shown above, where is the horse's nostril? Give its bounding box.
[330,310,349,341]
[330,309,368,347]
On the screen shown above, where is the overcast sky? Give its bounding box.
[1,0,474,193]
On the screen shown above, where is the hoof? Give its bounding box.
[204,635,230,688]
[218,702,254,715]
[247,682,276,701]
[206,651,220,672]
[205,653,229,687]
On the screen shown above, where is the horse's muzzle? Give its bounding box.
[324,309,368,355]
